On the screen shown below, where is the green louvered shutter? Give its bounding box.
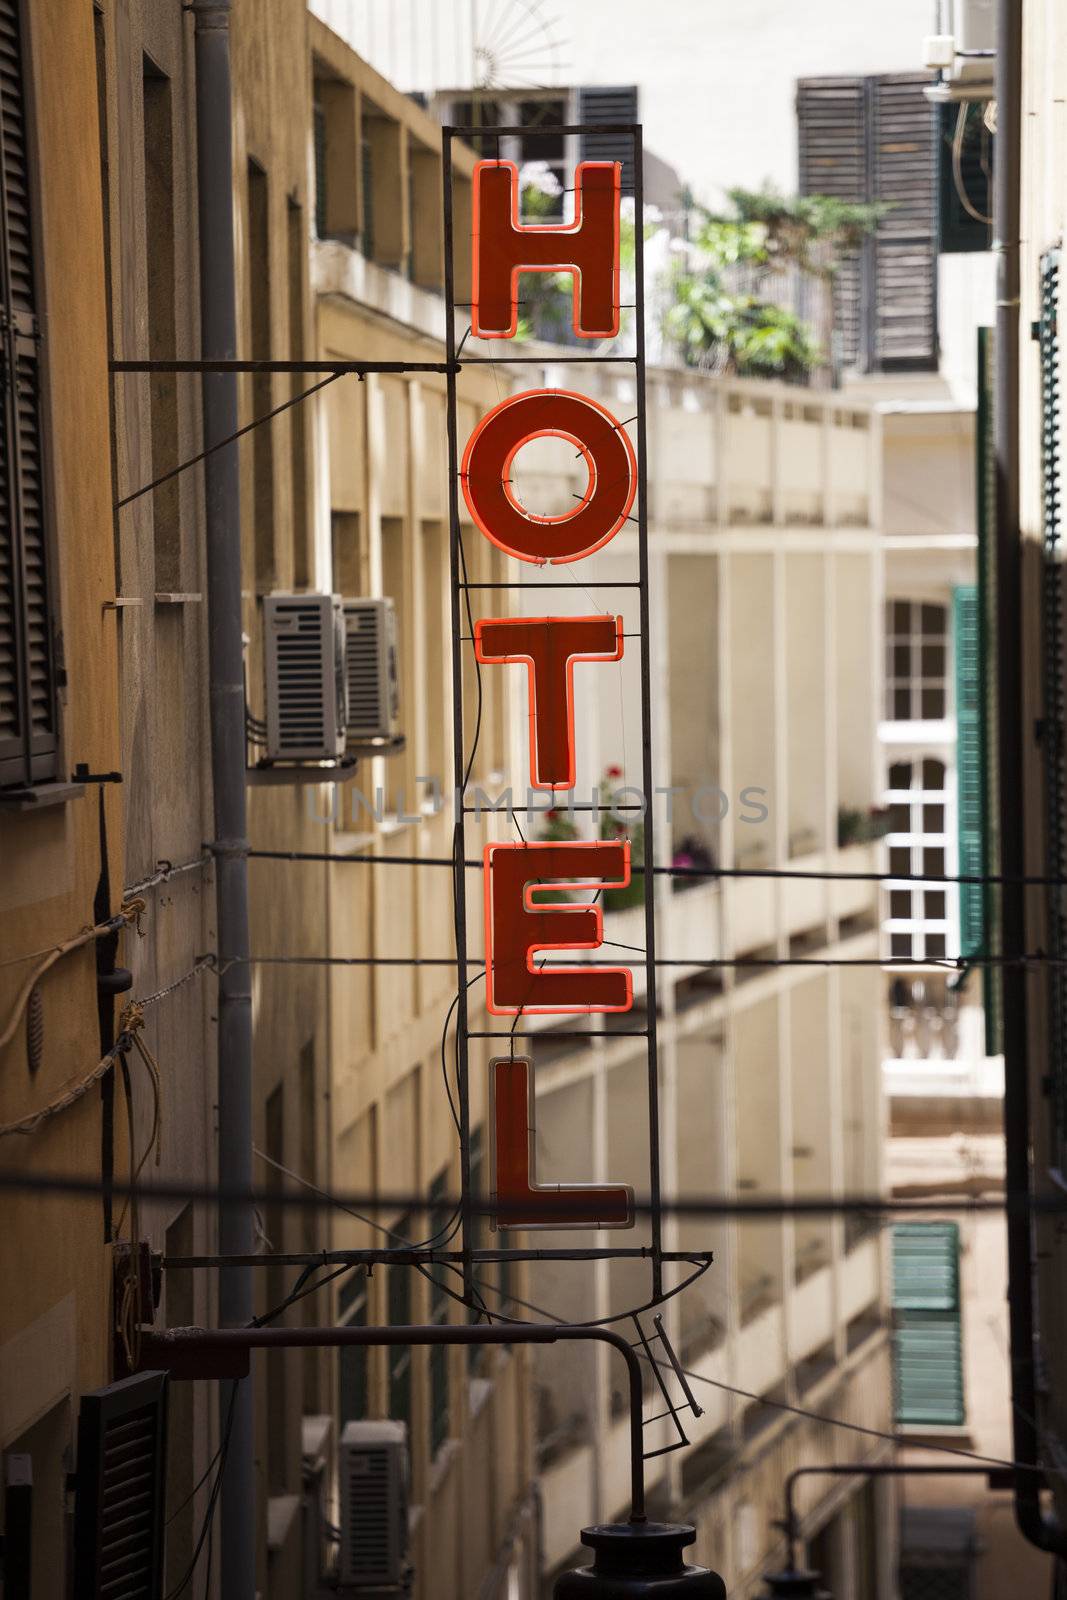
[954,587,984,954]
[976,327,1002,1054]
[892,1223,964,1427]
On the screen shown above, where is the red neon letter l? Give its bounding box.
[491,1055,633,1229]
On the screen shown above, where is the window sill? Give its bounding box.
[0,781,85,812]
[896,1424,972,1445]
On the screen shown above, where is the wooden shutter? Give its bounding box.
[892,1223,964,1428]
[798,73,938,374]
[796,76,866,370]
[870,73,938,370]
[954,586,984,954]
[73,1371,169,1599]
[0,0,56,788]
[578,85,638,196]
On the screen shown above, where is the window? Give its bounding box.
[452,98,502,158]
[884,757,955,962]
[467,1128,489,1376]
[798,74,938,373]
[264,1085,288,1493]
[938,101,993,255]
[387,1217,413,1433]
[427,1170,451,1457]
[892,1222,964,1427]
[886,601,949,722]
[247,159,274,591]
[165,1208,195,1593]
[0,0,59,790]
[518,98,567,217]
[288,200,310,590]
[312,68,359,245]
[337,1269,368,1428]
[142,58,180,592]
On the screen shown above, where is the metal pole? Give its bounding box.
[993,0,1067,1557]
[441,130,475,1302]
[632,124,664,1299]
[782,1462,1013,1573]
[141,1320,647,1523]
[191,4,255,1594]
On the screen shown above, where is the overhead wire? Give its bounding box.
[115,373,344,510]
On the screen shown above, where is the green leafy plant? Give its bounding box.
[665,184,885,379]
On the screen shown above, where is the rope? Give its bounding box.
[0,898,147,1052]
[0,956,199,1142]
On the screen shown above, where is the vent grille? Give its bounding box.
[263,595,346,760]
[74,1372,168,1600]
[344,598,399,744]
[347,607,385,734]
[346,1446,392,1582]
[339,1420,408,1589]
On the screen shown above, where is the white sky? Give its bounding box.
[312,0,938,204]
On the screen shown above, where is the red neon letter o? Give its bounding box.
[461,389,636,565]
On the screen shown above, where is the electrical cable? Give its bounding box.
[421,1252,1062,1479]
[242,844,1067,890]
[163,1379,238,1600]
[952,100,993,226]
[115,373,344,510]
[230,950,1067,972]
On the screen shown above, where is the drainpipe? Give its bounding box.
[994,0,1067,1558]
[191,3,256,1595]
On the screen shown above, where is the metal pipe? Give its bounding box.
[441,129,476,1305]
[163,1247,714,1268]
[632,122,665,1301]
[5,1164,1067,1218]
[141,1322,647,1522]
[993,0,1067,1556]
[111,358,457,374]
[782,1462,1013,1573]
[190,3,255,1595]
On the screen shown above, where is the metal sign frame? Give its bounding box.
[441,122,664,1301]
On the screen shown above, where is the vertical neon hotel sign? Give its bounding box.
[461,156,637,1232]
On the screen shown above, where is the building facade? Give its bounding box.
[0,5,129,1594]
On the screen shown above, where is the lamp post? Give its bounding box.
[553,1523,726,1598]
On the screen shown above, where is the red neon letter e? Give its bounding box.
[462,389,636,565]
[472,159,621,340]
[484,840,632,1015]
[475,615,623,790]
[491,1056,633,1230]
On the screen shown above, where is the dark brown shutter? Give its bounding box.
[0,0,56,787]
[870,73,938,370]
[73,1371,169,1600]
[578,85,639,196]
[796,76,866,370]
[798,72,938,375]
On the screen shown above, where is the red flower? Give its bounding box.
[606,763,623,779]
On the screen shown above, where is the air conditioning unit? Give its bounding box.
[263,594,347,761]
[343,597,400,746]
[338,1420,409,1589]
[923,0,994,98]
